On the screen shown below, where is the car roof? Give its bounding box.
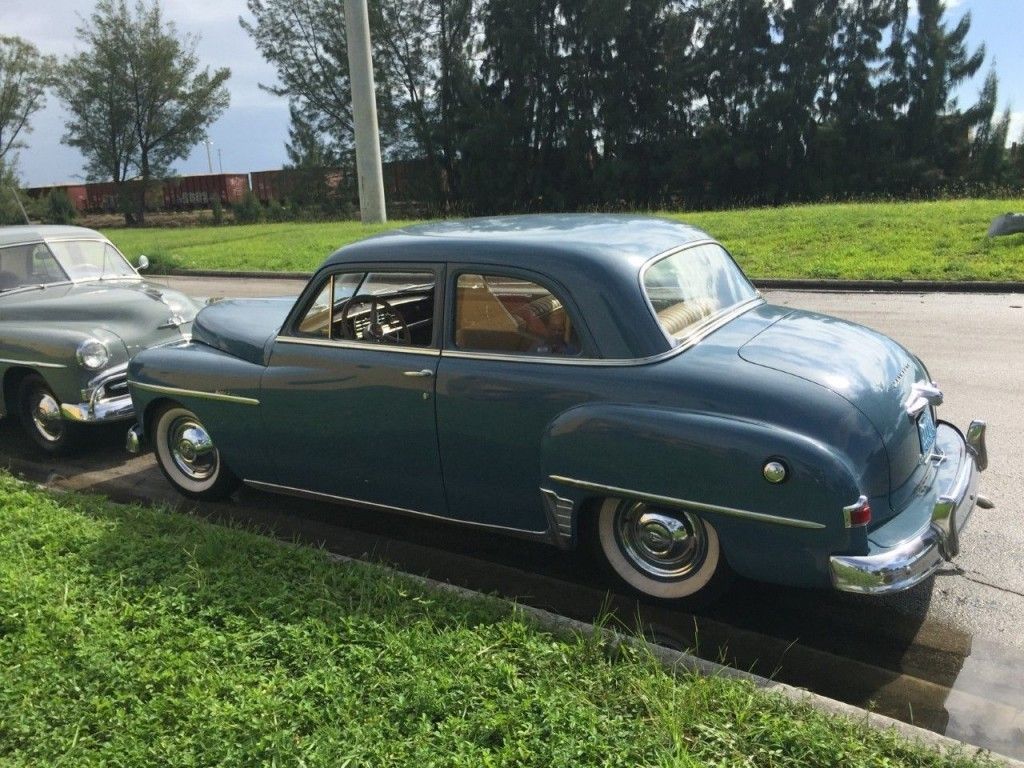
[324,214,713,270]
[0,225,105,248]
[322,214,718,360]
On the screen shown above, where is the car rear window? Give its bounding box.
[642,243,757,343]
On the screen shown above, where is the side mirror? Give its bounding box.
[137,255,150,271]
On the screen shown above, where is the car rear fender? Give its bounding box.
[540,403,864,588]
[128,342,272,480]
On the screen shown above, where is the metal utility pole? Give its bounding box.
[344,0,387,224]
[205,139,214,173]
[218,148,223,174]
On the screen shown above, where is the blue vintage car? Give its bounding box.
[126,215,991,602]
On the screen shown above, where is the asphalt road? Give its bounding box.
[8,275,1024,757]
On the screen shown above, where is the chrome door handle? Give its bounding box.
[403,369,434,377]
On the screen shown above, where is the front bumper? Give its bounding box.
[59,364,134,424]
[829,420,990,595]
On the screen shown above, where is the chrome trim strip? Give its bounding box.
[0,357,66,369]
[243,479,551,540]
[274,336,442,357]
[130,381,260,406]
[548,475,826,530]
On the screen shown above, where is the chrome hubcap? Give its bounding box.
[167,417,217,481]
[614,501,708,580]
[31,391,64,442]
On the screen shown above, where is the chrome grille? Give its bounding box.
[97,372,129,401]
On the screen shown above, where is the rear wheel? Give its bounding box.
[16,374,79,455]
[152,403,240,500]
[593,497,731,604]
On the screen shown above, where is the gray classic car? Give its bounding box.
[126,215,991,603]
[0,225,199,453]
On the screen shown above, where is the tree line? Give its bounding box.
[248,0,1022,213]
[3,0,1022,225]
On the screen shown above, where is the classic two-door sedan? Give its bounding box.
[0,225,199,452]
[126,215,990,602]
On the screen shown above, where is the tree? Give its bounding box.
[59,0,230,223]
[0,36,56,165]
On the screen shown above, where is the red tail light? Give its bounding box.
[844,496,872,527]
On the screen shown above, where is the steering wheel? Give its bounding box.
[339,294,412,345]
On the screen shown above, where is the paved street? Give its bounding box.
[7,275,1024,757]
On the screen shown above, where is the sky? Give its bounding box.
[3,0,1022,188]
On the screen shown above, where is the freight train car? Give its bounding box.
[250,167,352,204]
[24,184,89,212]
[163,173,249,209]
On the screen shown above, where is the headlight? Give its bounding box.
[76,339,110,370]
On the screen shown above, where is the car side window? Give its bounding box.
[295,270,437,348]
[453,273,580,356]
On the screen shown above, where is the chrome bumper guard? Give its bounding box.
[829,420,990,595]
[59,364,134,424]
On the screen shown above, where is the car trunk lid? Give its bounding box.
[738,308,930,514]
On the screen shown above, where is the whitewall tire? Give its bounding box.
[595,497,729,602]
[153,404,239,500]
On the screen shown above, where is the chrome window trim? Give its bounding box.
[639,239,762,350]
[0,357,66,369]
[275,336,442,357]
[130,381,260,406]
[548,475,826,530]
[243,479,551,540]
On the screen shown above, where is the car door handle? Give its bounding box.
[403,369,434,377]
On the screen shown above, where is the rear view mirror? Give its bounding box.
[137,255,150,271]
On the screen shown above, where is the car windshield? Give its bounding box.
[643,243,758,343]
[46,239,137,281]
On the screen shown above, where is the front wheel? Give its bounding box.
[152,403,240,500]
[593,497,731,604]
[17,374,79,455]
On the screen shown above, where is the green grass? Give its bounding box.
[0,474,992,766]
[103,198,1024,280]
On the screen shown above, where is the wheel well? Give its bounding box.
[573,496,605,545]
[2,367,38,417]
[142,397,178,438]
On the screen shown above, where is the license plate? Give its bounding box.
[918,409,937,454]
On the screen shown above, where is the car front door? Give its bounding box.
[259,265,447,516]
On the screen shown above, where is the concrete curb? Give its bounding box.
[154,268,1024,294]
[317,547,1021,767]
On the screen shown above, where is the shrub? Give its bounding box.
[44,190,78,224]
[231,191,264,224]
[210,197,224,225]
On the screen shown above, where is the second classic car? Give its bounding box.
[126,215,991,603]
[0,225,200,452]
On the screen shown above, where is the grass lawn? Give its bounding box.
[0,474,991,767]
[104,198,1024,280]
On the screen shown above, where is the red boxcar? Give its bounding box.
[24,184,89,212]
[162,174,249,209]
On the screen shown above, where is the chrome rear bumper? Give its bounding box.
[829,420,989,595]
